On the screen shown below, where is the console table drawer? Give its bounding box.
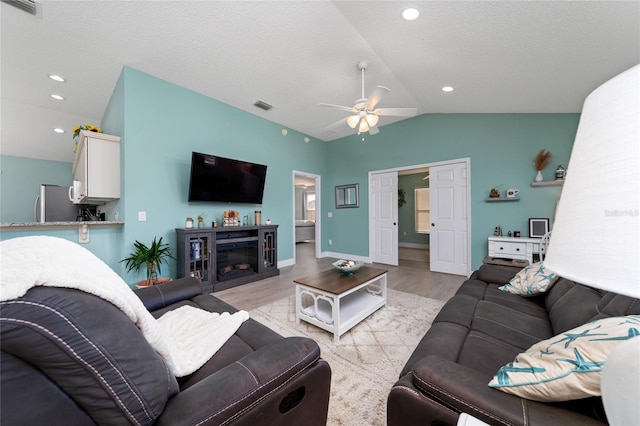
[493,242,525,256]
[488,236,543,264]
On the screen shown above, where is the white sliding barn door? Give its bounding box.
[429,162,469,275]
[369,171,398,265]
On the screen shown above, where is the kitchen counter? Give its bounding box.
[1,221,124,230]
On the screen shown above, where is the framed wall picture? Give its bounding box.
[335,183,359,208]
[529,218,550,238]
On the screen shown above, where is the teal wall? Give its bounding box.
[398,173,430,246]
[1,67,578,280]
[324,114,578,270]
[115,68,327,282]
[0,156,73,222]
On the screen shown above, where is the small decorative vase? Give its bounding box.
[535,170,544,182]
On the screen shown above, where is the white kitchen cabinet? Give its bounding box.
[72,130,120,204]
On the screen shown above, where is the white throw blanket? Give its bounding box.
[0,236,249,377]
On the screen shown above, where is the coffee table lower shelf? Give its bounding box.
[295,270,387,342]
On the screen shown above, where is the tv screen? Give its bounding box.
[188,152,267,204]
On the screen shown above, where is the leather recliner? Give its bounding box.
[1,278,331,425]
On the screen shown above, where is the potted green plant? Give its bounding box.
[197,213,207,228]
[121,237,174,287]
[489,186,501,198]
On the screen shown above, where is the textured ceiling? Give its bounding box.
[1,1,639,162]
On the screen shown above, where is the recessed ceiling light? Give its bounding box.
[50,94,65,101]
[53,128,65,134]
[442,86,454,92]
[48,74,66,82]
[402,8,419,21]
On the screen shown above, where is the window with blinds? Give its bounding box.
[305,192,316,221]
[415,187,430,234]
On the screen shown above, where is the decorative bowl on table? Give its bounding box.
[332,259,364,276]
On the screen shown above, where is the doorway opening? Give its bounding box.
[292,171,321,264]
[368,158,471,276]
[398,167,430,270]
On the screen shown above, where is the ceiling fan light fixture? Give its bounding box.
[346,115,360,129]
[358,120,370,133]
[365,114,379,127]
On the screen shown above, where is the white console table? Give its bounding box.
[487,236,545,264]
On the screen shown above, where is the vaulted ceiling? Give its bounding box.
[2,1,638,163]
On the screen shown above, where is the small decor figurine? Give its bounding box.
[555,164,566,180]
[222,210,240,226]
[533,149,553,182]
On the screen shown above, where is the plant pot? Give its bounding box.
[489,193,500,198]
[134,277,172,289]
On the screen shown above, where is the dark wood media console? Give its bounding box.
[176,225,279,292]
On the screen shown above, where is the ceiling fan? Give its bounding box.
[319,61,417,135]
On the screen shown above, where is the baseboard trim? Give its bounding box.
[321,251,370,263]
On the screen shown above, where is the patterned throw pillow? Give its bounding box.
[489,315,640,402]
[499,262,558,296]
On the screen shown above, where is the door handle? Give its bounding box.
[393,222,397,226]
[431,223,435,227]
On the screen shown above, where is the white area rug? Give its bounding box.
[249,289,445,426]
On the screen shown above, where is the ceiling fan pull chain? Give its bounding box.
[361,65,366,100]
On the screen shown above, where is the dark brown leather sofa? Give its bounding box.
[387,264,640,426]
[1,278,331,425]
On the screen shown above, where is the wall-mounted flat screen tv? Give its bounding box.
[188,152,267,204]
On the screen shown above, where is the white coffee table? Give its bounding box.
[294,266,387,342]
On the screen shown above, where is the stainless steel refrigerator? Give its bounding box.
[35,184,80,222]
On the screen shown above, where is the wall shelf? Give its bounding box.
[531,180,564,187]
[485,197,520,202]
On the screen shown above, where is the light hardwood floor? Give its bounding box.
[214,242,465,311]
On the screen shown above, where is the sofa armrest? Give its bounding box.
[134,277,203,311]
[473,264,519,285]
[411,356,604,426]
[156,337,326,425]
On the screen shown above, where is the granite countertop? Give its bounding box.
[1,221,124,229]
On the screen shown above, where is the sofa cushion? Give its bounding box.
[489,315,640,402]
[1,287,179,425]
[499,262,559,296]
[457,280,549,317]
[471,300,553,350]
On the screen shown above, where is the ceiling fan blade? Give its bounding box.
[317,103,357,113]
[365,86,390,110]
[373,107,417,117]
[368,125,380,135]
[323,117,349,132]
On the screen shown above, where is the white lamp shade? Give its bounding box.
[358,119,369,133]
[365,114,379,127]
[544,65,640,298]
[346,115,359,129]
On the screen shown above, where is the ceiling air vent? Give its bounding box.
[254,100,273,111]
[1,0,39,15]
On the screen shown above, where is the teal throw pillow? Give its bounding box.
[489,315,640,402]
[499,262,558,296]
